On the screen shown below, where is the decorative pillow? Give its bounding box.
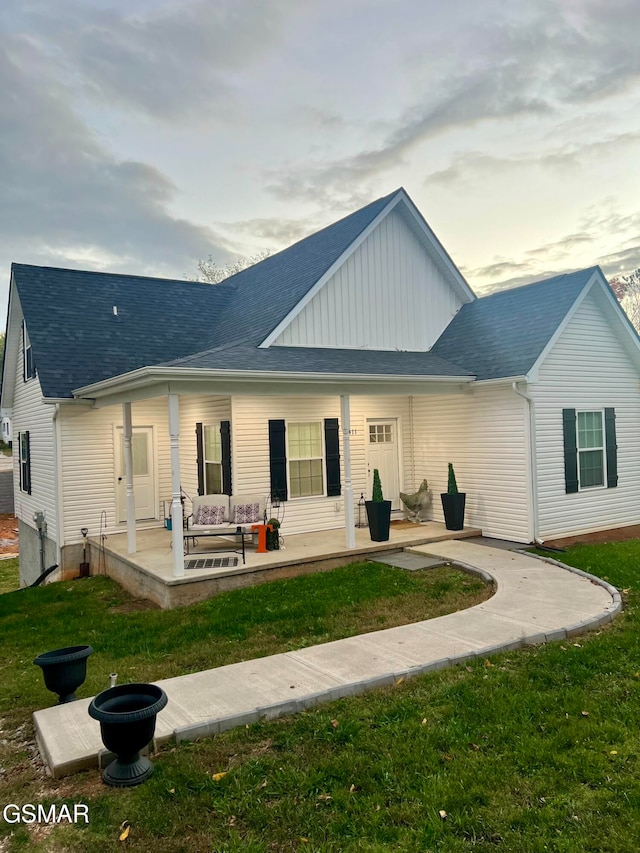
[196,504,226,525]
[232,502,261,524]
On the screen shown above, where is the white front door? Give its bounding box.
[115,427,156,522]
[366,419,401,510]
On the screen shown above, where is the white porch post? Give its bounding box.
[340,393,356,549]
[122,402,136,554]
[168,393,184,578]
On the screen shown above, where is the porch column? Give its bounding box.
[340,394,356,549]
[168,393,184,578]
[122,402,136,554]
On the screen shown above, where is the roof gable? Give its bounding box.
[432,268,598,380]
[260,188,475,349]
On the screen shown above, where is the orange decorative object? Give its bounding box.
[251,524,273,553]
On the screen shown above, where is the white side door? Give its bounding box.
[366,419,401,509]
[115,427,156,522]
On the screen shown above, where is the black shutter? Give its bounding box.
[604,408,618,488]
[268,419,288,501]
[17,432,22,492]
[324,418,341,496]
[25,431,31,494]
[562,409,578,494]
[220,420,232,495]
[195,423,205,495]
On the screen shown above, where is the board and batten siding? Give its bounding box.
[178,395,231,499]
[231,395,416,535]
[59,397,174,543]
[411,385,530,541]
[274,208,463,351]
[530,287,640,540]
[11,356,57,539]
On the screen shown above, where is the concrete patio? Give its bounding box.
[34,539,621,779]
[89,520,482,608]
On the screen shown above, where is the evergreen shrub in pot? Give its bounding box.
[440,463,466,530]
[365,469,392,542]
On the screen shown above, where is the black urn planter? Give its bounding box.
[365,500,392,542]
[89,683,168,787]
[33,645,94,704]
[440,493,466,531]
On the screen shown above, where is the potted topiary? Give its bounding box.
[440,463,466,530]
[266,517,281,550]
[365,469,392,541]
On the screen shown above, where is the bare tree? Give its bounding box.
[610,268,640,330]
[191,250,271,284]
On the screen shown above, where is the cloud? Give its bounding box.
[268,0,640,204]
[0,34,232,282]
[9,0,306,121]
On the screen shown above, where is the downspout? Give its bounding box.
[52,404,64,567]
[512,382,543,545]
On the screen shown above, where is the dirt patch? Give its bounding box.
[0,513,18,557]
[544,525,640,549]
[390,519,419,529]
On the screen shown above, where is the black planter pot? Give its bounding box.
[266,525,280,550]
[365,500,392,542]
[88,683,168,787]
[440,493,466,531]
[33,645,94,704]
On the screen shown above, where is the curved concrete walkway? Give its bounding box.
[34,541,621,778]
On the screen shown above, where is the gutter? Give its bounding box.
[74,366,476,399]
[511,381,542,545]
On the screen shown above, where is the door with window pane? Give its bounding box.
[366,419,401,509]
[116,427,156,521]
[288,422,324,497]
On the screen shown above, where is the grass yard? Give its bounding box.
[1,544,639,851]
[0,556,19,595]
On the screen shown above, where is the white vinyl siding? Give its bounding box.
[12,366,57,539]
[411,385,530,542]
[531,287,640,540]
[59,397,173,543]
[178,396,231,499]
[231,395,415,535]
[274,208,463,351]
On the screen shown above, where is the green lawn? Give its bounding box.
[0,555,19,594]
[2,544,639,851]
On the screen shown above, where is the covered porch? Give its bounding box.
[91,521,482,609]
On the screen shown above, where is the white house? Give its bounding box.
[3,187,640,587]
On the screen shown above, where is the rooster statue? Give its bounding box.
[400,479,431,523]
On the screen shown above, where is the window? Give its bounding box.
[19,431,31,494]
[203,425,223,493]
[287,421,324,498]
[23,322,35,381]
[369,424,392,443]
[577,411,605,488]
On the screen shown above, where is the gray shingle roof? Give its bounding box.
[11,265,235,398]
[162,341,473,377]
[432,268,598,380]
[8,192,603,399]
[212,189,400,345]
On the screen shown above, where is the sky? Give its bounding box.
[1,0,639,323]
